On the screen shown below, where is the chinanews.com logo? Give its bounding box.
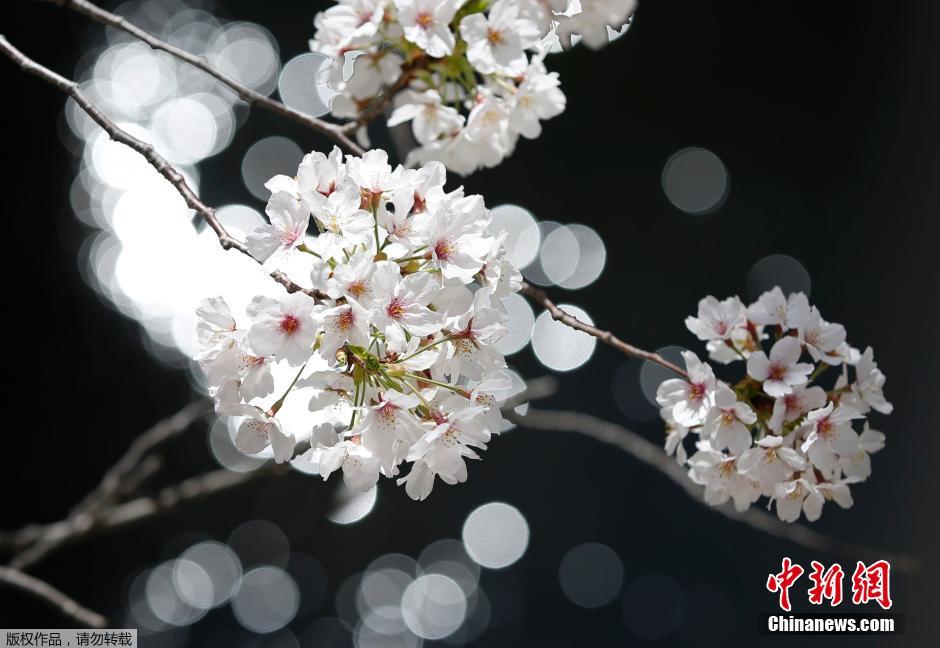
[759,557,904,635]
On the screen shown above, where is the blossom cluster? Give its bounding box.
[656,288,892,523]
[311,0,635,174]
[195,147,523,500]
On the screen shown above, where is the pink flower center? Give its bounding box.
[337,309,355,331]
[416,11,432,28]
[487,28,505,45]
[386,298,406,320]
[279,314,301,335]
[434,239,455,261]
[768,363,786,381]
[689,382,706,401]
[348,280,367,298]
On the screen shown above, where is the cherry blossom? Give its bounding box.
[656,287,893,523]
[196,149,522,499]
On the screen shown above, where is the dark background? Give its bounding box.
[2,0,938,645]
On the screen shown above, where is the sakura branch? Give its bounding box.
[504,407,917,574]
[51,0,366,156]
[0,35,324,301]
[0,566,107,628]
[519,282,689,378]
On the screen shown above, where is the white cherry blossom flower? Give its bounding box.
[767,384,827,433]
[246,293,320,365]
[247,191,310,262]
[800,403,863,475]
[388,90,465,145]
[773,477,824,523]
[746,336,814,398]
[851,346,893,414]
[839,423,885,481]
[687,442,761,512]
[737,435,805,494]
[685,295,746,342]
[460,0,540,76]
[701,382,757,455]
[395,0,460,57]
[656,351,716,427]
[370,261,443,351]
[310,439,382,492]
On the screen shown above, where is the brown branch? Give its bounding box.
[3,401,211,569]
[0,34,325,301]
[7,468,280,569]
[0,566,107,628]
[51,0,364,156]
[519,281,690,379]
[506,407,920,574]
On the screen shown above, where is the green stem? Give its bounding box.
[270,362,307,414]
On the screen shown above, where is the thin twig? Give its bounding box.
[0,566,107,628]
[520,282,690,378]
[4,401,211,569]
[7,468,281,568]
[51,0,365,156]
[506,407,919,574]
[0,34,324,300]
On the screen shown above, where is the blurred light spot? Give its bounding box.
[540,225,580,285]
[639,346,688,408]
[489,204,540,269]
[232,566,299,634]
[622,574,687,640]
[445,586,491,644]
[520,221,561,286]
[662,147,729,215]
[357,569,412,636]
[227,520,290,569]
[559,543,624,608]
[335,573,364,628]
[209,418,267,472]
[612,360,658,421]
[745,254,812,299]
[241,136,304,200]
[418,539,480,596]
[151,97,219,164]
[278,53,335,117]
[355,614,419,646]
[494,293,534,355]
[146,562,205,627]
[171,559,214,611]
[401,574,467,640]
[326,484,377,525]
[557,224,606,290]
[212,22,280,96]
[462,502,529,569]
[369,553,419,577]
[531,304,596,372]
[179,541,242,608]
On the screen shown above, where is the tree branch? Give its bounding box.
[0,34,325,301]
[50,0,365,156]
[519,282,690,379]
[505,407,919,574]
[0,566,107,628]
[3,401,211,569]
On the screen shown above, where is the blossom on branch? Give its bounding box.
[196,147,523,499]
[310,0,634,174]
[658,288,893,523]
